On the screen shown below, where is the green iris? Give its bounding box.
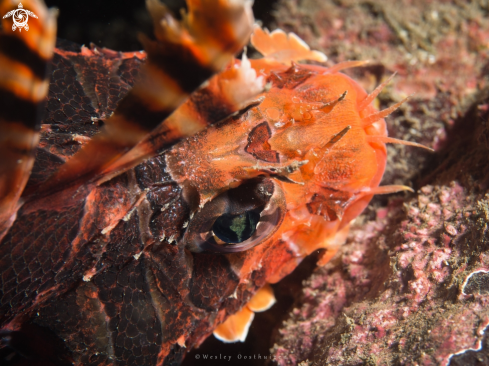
[212,210,260,243]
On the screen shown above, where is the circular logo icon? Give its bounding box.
[2,3,38,32]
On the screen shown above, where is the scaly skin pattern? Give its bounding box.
[0,1,396,365]
[0,42,389,366]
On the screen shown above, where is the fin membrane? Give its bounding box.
[251,25,327,64]
[213,284,276,343]
[37,0,255,195]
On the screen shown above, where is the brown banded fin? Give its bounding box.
[35,0,255,195]
[98,54,265,183]
[0,0,57,238]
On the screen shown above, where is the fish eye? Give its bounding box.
[212,209,261,244]
[184,178,286,253]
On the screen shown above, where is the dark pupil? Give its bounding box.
[212,211,260,243]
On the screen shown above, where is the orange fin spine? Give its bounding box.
[362,185,414,196]
[361,96,410,127]
[310,91,348,121]
[312,126,351,175]
[358,72,397,112]
[326,60,370,74]
[322,90,348,115]
[366,135,434,151]
[312,122,350,156]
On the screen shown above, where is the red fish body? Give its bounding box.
[0,0,422,364]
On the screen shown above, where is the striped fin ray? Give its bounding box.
[37,0,254,194]
[0,0,57,238]
[98,53,265,182]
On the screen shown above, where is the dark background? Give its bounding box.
[44,0,278,51]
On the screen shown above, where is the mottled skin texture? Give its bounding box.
[0,33,388,364]
[27,39,144,187]
[8,0,487,362]
[1,41,246,366]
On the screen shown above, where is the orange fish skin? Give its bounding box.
[167,59,388,284]
[0,0,401,357]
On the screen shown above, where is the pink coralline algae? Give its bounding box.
[272,183,489,366]
[269,0,489,365]
[268,84,489,365]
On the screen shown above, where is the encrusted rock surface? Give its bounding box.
[270,0,489,365]
[272,184,489,365]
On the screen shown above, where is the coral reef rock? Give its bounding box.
[270,0,489,364]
